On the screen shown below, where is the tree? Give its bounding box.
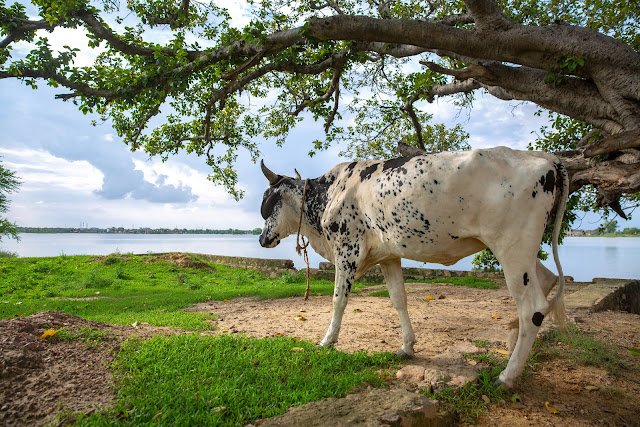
[598,219,618,234]
[1,0,639,209]
[0,157,21,241]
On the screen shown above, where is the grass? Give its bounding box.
[77,334,398,426]
[533,324,622,374]
[423,367,511,423]
[0,253,342,330]
[409,276,499,289]
[0,253,400,425]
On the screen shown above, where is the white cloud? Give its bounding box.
[0,148,103,193]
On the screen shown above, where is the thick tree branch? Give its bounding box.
[0,19,54,50]
[584,129,640,158]
[421,59,624,134]
[0,68,115,98]
[464,0,513,31]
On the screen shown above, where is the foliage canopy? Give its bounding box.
[1,0,639,211]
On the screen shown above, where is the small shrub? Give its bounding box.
[280,270,305,284]
[84,269,113,288]
[0,250,18,258]
[102,255,122,266]
[115,265,129,279]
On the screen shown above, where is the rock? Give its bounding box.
[395,365,426,383]
[253,387,456,426]
[424,368,450,385]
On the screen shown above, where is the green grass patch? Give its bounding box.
[368,289,390,297]
[54,327,112,348]
[78,334,398,426]
[533,325,622,374]
[408,276,499,289]
[0,253,337,330]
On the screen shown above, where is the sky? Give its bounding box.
[1,2,638,234]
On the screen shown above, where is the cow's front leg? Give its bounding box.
[380,259,415,358]
[319,262,355,348]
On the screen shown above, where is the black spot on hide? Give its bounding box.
[523,272,529,286]
[532,191,537,198]
[359,164,379,181]
[329,222,339,233]
[540,169,556,193]
[346,162,357,178]
[532,312,545,327]
[382,156,413,172]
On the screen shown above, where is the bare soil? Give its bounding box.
[1,281,639,426]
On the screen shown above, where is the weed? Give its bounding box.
[83,269,113,288]
[188,282,202,290]
[176,272,187,285]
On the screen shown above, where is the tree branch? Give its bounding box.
[583,129,640,158]
[0,19,54,50]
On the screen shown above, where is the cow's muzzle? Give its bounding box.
[259,231,280,248]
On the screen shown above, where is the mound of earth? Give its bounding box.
[1,281,639,426]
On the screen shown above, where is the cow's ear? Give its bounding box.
[261,191,280,219]
[261,160,279,185]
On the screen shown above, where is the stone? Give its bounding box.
[395,365,426,383]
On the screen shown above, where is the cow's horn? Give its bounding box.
[261,160,279,185]
[294,169,301,180]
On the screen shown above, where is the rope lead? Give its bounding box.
[295,179,311,300]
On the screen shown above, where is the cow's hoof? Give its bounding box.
[395,349,413,359]
[492,376,510,390]
[317,342,334,350]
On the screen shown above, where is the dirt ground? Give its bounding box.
[1,281,639,426]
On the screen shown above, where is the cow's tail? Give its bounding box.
[547,160,570,331]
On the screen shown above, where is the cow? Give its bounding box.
[259,146,569,388]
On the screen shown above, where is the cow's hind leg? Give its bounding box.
[496,257,550,388]
[507,260,557,353]
[380,259,416,358]
[319,263,355,348]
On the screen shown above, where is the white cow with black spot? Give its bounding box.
[259,146,568,388]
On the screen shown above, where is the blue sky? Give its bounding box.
[1,2,638,233]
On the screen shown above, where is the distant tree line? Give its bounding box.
[596,221,640,236]
[17,227,262,235]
